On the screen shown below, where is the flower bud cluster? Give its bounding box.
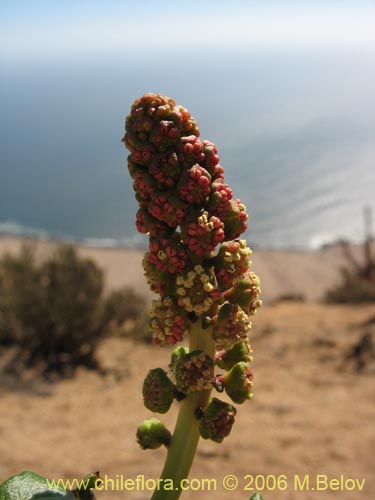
[123,93,261,344]
[136,418,172,449]
[124,94,261,445]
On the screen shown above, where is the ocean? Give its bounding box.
[1,49,374,249]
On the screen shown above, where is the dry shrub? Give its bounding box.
[325,239,375,304]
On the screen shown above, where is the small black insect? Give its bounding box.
[194,407,204,420]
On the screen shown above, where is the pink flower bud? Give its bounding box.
[124,94,199,160]
[132,169,158,201]
[130,148,153,165]
[181,212,225,257]
[124,112,155,150]
[135,208,173,237]
[201,141,224,180]
[148,192,188,228]
[217,199,249,239]
[213,302,251,349]
[177,135,205,168]
[149,120,180,152]
[149,152,181,188]
[207,179,233,211]
[176,105,200,136]
[147,236,188,274]
[177,165,211,205]
[214,240,252,289]
[150,296,190,346]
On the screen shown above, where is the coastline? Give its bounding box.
[0,234,365,303]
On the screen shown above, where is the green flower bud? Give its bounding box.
[143,368,176,414]
[218,362,253,404]
[136,418,172,450]
[215,338,253,370]
[169,345,189,375]
[199,398,237,443]
[226,272,262,316]
[219,199,248,239]
[175,350,214,394]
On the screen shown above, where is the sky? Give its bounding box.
[1,0,374,61]
[1,0,374,246]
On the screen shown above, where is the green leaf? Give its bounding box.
[0,471,74,500]
[249,493,264,500]
[0,471,100,500]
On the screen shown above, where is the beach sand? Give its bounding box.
[0,236,374,499]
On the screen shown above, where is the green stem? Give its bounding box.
[150,319,215,500]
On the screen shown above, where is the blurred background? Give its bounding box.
[0,0,374,248]
[0,1,374,499]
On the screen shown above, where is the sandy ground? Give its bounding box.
[0,236,374,500]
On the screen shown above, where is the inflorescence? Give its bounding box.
[123,93,261,444]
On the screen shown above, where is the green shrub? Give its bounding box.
[0,245,43,347]
[102,287,150,342]
[0,244,151,375]
[0,244,105,373]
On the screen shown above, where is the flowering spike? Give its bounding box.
[143,368,176,414]
[136,418,172,449]
[124,94,261,489]
[199,398,237,443]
